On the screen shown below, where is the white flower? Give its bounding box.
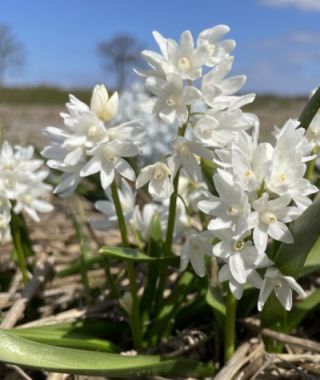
[231,131,273,192]
[201,57,253,110]
[194,110,258,149]
[198,169,251,238]
[258,267,306,311]
[306,113,320,147]
[162,30,208,80]
[0,140,53,230]
[218,264,262,300]
[273,119,314,163]
[80,140,138,190]
[90,84,119,122]
[197,25,235,66]
[136,162,173,200]
[212,229,272,284]
[145,73,201,124]
[180,230,213,276]
[250,193,295,254]
[14,184,53,222]
[188,181,210,211]
[131,203,160,242]
[168,137,213,181]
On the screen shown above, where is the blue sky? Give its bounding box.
[1,0,320,94]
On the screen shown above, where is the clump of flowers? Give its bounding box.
[41,24,319,358]
[0,141,53,242]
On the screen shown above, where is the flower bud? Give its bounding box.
[90,84,119,122]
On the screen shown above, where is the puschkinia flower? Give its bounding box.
[42,84,142,195]
[136,162,173,200]
[180,230,213,277]
[258,268,306,311]
[0,141,53,242]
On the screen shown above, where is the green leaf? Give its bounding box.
[300,236,320,277]
[0,329,214,378]
[56,255,105,278]
[274,198,320,277]
[261,293,287,353]
[205,286,226,332]
[100,246,179,266]
[287,289,320,332]
[7,325,120,353]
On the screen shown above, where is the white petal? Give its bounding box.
[80,156,101,177]
[114,158,136,181]
[268,221,294,244]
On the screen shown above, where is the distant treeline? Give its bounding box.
[0,86,307,106]
[0,86,92,105]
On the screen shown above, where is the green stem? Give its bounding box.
[153,119,189,315]
[224,288,237,363]
[306,151,316,181]
[110,180,142,349]
[10,212,29,285]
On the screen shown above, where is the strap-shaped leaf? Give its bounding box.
[274,198,320,277]
[0,329,214,378]
[99,246,179,266]
[7,326,120,353]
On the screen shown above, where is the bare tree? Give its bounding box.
[0,24,24,86]
[98,34,144,91]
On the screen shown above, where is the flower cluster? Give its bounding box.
[136,25,257,200]
[197,121,317,310]
[0,141,53,242]
[42,85,143,195]
[41,25,319,312]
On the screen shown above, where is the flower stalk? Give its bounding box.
[224,288,237,362]
[110,180,142,349]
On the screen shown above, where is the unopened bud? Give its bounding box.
[90,84,119,122]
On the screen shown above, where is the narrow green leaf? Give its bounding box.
[56,255,106,278]
[274,198,320,277]
[205,286,226,332]
[300,236,320,277]
[261,293,287,353]
[0,329,214,378]
[287,289,320,332]
[99,246,179,266]
[298,87,320,130]
[7,327,120,353]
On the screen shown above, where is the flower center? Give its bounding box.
[244,170,254,179]
[153,168,165,180]
[178,57,191,71]
[4,177,14,188]
[272,279,282,288]
[310,128,319,137]
[166,96,176,107]
[233,240,245,251]
[3,161,13,170]
[227,205,242,216]
[88,125,98,138]
[177,143,190,159]
[103,148,116,162]
[191,240,200,251]
[261,211,277,225]
[23,194,33,204]
[278,174,286,183]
